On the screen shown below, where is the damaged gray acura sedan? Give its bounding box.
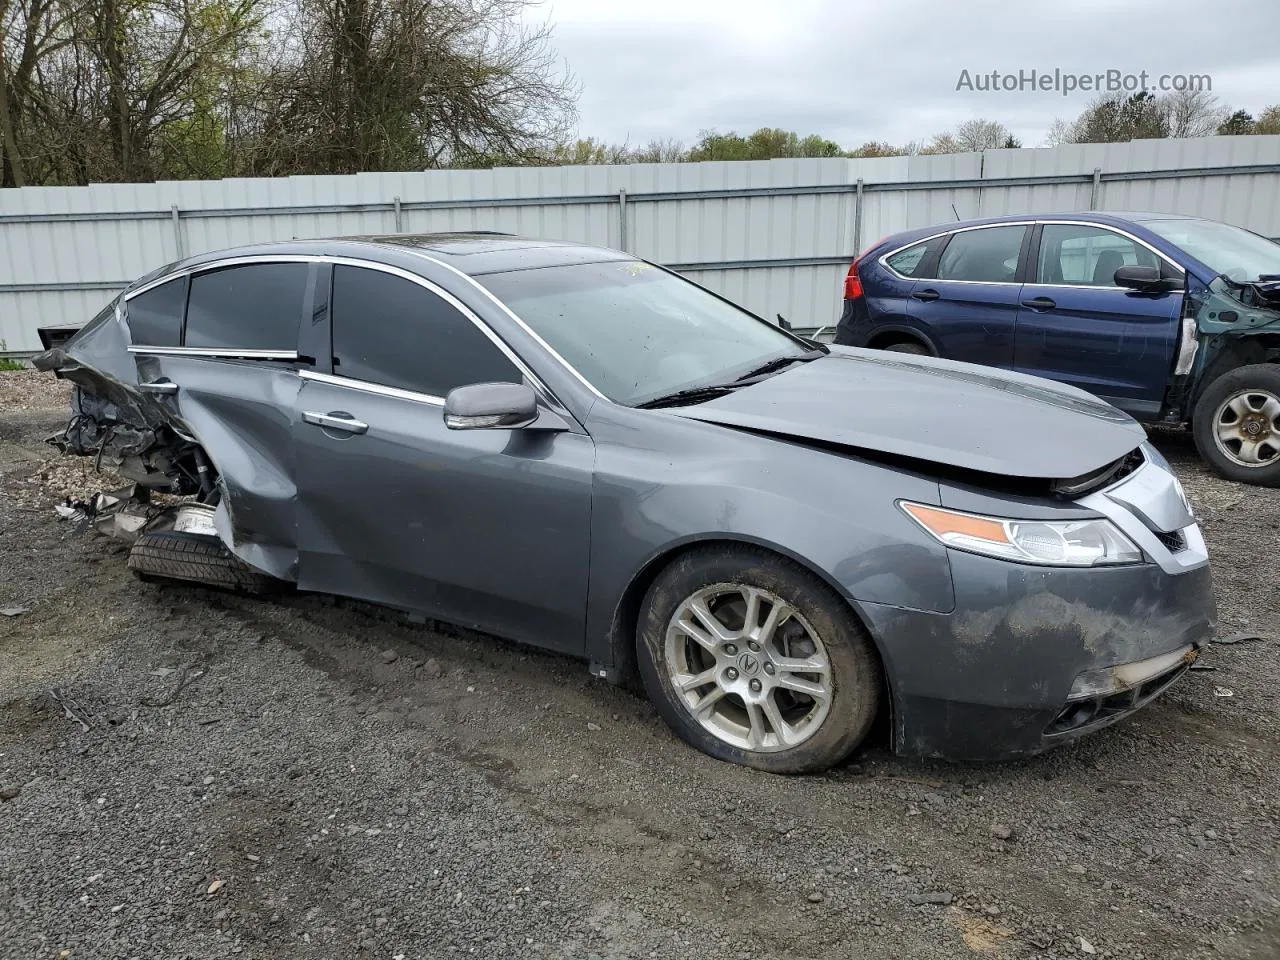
[35,234,1215,771]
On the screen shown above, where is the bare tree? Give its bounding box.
[953,118,1014,152]
[1163,88,1227,139]
[237,0,577,175]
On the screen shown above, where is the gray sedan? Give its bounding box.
[36,234,1215,772]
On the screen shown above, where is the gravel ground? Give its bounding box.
[1,369,1277,960]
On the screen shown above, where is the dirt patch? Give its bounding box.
[1,370,1278,959]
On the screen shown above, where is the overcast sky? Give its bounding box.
[530,0,1280,150]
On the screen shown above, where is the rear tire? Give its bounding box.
[636,546,882,774]
[882,341,928,356]
[127,531,279,594]
[1192,364,1280,486]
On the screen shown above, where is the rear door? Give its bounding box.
[1014,222,1182,417]
[124,260,313,578]
[905,223,1029,367]
[292,263,594,653]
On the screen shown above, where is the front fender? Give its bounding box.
[582,404,955,672]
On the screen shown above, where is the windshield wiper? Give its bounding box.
[635,384,740,410]
[734,349,826,383]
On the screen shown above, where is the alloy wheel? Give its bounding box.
[664,583,833,752]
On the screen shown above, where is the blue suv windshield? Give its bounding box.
[1140,218,1280,281]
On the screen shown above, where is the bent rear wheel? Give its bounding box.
[637,546,882,773]
[1193,364,1280,486]
[128,530,280,594]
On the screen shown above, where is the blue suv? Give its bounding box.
[834,213,1280,486]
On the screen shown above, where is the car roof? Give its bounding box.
[164,232,632,281]
[870,211,1207,252]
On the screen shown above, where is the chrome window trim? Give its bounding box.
[875,219,1186,287]
[298,369,445,407]
[129,346,298,360]
[878,221,1035,282]
[121,253,566,410]
[401,250,609,401]
[1026,221,1185,289]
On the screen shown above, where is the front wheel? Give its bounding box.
[636,546,882,774]
[1192,364,1280,486]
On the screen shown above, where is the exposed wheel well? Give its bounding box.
[606,538,894,732]
[867,330,933,354]
[1189,335,1280,414]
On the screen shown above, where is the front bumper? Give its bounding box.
[858,553,1215,761]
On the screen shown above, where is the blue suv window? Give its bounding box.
[885,242,931,277]
[1037,224,1157,286]
[937,226,1026,283]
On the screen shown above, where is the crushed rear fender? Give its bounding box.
[34,301,299,582]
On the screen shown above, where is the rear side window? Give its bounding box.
[936,226,1027,283]
[186,263,308,351]
[885,241,931,277]
[125,278,185,346]
[331,265,520,397]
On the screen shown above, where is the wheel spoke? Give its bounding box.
[761,693,796,746]
[676,667,718,693]
[1236,439,1265,464]
[740,586,763,636]
[743,700,767,748]
[1261,395,1280,426]
[674,617,720,653]
[1226,394,1253,419]
[689,598,734,644]
[1216,419,1245,444]
[756,599,794,645]
[691,686,727,717]
[772,654,827,674]
[776,673,828,701]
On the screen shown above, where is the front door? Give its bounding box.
[293,263,594,654]
[1015,223,1181,418]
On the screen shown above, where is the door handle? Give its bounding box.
[303,411,369,435]
[139,381,178,395]
[1022,297,1057,311]
[911,289,940,302]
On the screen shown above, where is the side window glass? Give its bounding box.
[936,226,1026,283]
[125,278,185,346]
[186,263,309,350]
[331,265,520,396]
[885,241,930,278]
[1038,224,1153,287]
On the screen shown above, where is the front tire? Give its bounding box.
[636,546,882,774]
[1192,364,1280,486]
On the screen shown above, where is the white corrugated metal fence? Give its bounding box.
[2,135,1279,354]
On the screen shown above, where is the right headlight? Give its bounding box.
[900,501,1144,567]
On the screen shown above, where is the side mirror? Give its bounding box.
[1114,265,1171,291]
[444,383,538,430]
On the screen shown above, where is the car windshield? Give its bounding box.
[1140,218,1280,282]
[478,260,810,406]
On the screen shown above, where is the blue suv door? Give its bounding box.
[905,223,1030,367]
[1014,222,1182,419]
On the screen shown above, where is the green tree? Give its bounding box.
[1256,105,1280,135]
[1218,109,1255,135]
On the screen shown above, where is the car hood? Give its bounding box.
[670,350,1147,480]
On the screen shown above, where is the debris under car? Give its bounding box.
[34,233,1216,771]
